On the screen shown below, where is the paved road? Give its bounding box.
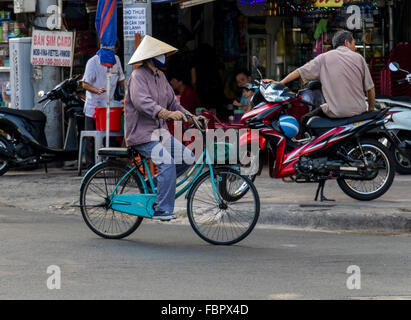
[1,206,410,300]
[2,168,411,232]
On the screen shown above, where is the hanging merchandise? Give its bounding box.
[289,1,380,17]
[258,39,267,68]
[313,18,328,40]
[223,10,241,57]
[266,0,291,17]
[237,0,267,17]
[2,22,8,43]
[2,81,11,107]
[277,27,285,56]
[314,33,328,57]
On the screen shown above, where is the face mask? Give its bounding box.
[152,54,166,68]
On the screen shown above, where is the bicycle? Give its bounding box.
[79,114,260,245]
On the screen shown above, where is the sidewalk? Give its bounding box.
[1,166,411,234]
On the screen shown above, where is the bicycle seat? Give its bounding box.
[98,147,130,158]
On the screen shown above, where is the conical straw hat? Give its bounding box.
[128,35,178,65]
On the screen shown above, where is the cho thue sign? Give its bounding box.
[31,30,74,67]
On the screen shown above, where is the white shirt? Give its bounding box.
[81,54,125,118]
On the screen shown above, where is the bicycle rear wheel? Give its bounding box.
[187,167,260,245]
[80,161,144,239]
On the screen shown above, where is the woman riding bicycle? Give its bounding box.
[124,35,203,221]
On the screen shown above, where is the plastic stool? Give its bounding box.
[78,130,123,175]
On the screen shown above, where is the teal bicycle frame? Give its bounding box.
[106,147,224,219]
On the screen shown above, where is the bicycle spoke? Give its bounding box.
[80,163,143,239]
[188,168,259,245]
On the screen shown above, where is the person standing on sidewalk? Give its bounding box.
[81,47,125,169]
[124,35,203,221]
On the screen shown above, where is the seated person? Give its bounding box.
[265,30,375,131]
[233,69,252,108]
[238,83,258,113]
[169,72,201,115]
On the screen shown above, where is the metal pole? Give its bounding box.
[32,0,62,149]
[106,69,111,148]
[382,18,385,57]
[123,0,152,82]
[363,19,366,58]
[282,19,286,76]
[389,2,394,50]
[70,30,77,78]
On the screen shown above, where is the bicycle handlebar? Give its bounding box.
[166,113,208,133]
[184,113,208,133]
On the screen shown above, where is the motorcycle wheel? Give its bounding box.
[241,147,263,182]
[0,135,11,176]
[390,131,411,175]
[337,139,395,201]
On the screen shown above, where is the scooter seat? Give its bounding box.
[307,111,381,129]
[0,108,47,123]
[376,94,411,104]
[98,147,130,158]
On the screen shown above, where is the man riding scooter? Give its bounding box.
[262,30,377,200]
[265,30,376,131]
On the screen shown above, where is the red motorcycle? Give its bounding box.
[240,58,395,201]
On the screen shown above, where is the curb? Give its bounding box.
[258,202,411,233]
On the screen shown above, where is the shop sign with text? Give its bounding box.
[123,7,146,38]
[31,30,73,67]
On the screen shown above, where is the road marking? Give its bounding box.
[351,296,411,300]
[280,244,297,248]
[269,293,302,300]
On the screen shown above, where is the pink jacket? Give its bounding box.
[124,65,188,146]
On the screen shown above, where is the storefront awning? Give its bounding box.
[152,0,179,3]
[151,0,178,4]
[153,0,216,8]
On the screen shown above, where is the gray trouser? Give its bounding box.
[132,136,195,213]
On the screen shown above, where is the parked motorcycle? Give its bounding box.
[373,61,411,174]
[240,57,395,201]
[0,75,84,176]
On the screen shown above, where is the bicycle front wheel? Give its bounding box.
[187,167,260,245]
[80,161,144,239]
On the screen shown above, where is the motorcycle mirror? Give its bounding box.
[38,90,45,97]
[252,56,260,68]
[252,56,263,80]
[389,62,400,72]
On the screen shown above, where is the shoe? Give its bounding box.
[152,211,176,221]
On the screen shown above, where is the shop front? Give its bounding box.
[148,1,397,118]
[0,0,31,108]
[232,1,390,88]
[1,0,409,112]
